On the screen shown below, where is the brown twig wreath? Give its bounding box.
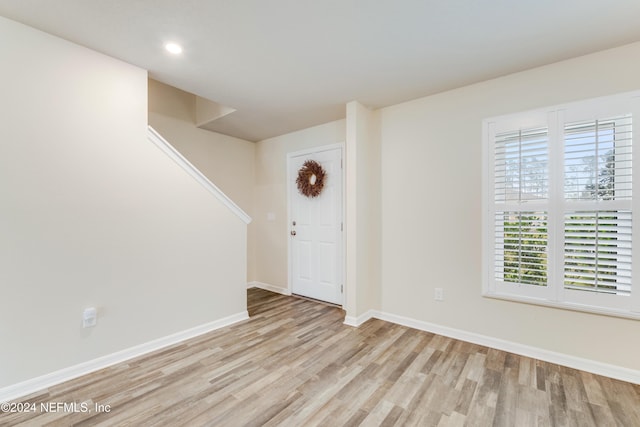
[296,160,326,198]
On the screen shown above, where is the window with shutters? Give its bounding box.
[483,92,640,317]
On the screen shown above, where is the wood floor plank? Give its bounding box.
[2,288,639,426]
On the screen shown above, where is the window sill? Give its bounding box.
[482,291,640,321]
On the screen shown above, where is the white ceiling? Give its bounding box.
[2,1,640,141]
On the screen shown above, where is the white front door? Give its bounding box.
[288,146,343,305]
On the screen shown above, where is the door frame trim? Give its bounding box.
[286,143,345,306]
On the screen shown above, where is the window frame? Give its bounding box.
[482,91,640,319]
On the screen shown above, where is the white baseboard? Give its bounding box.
[248,281,291,296]
[344,309,375,327]
[372,310,640,385]
[0,311,249,403]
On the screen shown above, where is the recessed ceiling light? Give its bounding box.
[165,43,183,55]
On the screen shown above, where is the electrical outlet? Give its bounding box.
[434,288,444,301]
[83,307,97,328]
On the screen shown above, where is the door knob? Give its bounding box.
[291,230,297,236]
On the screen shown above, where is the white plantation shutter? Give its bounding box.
[564,211,632,295]
[484,91,639,316]
[492,126,549,288]
[564,116,632,201]
[494,211,548,286]
[494,127,548,202]
[562,115,633,296]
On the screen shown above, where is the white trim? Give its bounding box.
[287,143,344,159]
[0,311,249,403]
[147,126,251,224]
[247,281,291,296]
[343,309,375,327]
[372,310,640,385]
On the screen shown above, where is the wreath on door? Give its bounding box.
[296,160,326,198]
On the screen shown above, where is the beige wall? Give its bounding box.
[148,79,256,280]
[345,102,381,318]
[148,80,255,214]
[0,17,247,388]
[254,120,346,289]
[379,41,640,371]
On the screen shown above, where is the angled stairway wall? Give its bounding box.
[0,16,250,395]
[147,79,256,282]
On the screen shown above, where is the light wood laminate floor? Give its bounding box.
[2,288,639,426]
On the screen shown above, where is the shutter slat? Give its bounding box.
[564,116,632,202]
[494,211,548,286]
[494,127,548,203]
[564,210,632,296]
